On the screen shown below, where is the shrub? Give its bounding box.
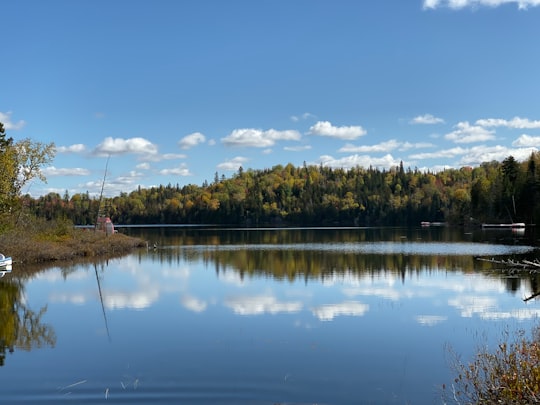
[0,215,144,264]
[444,327,540,404]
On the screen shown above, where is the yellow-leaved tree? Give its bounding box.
[0,122,55,218]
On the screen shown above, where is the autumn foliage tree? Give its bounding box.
[22,145,540,228]
[0,122,55,220]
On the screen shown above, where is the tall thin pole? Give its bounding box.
[95,155,110,231]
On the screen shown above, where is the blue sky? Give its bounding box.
[3,0,540,197]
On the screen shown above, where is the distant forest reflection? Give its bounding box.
[124,226,539,295]
[140,243,536,287]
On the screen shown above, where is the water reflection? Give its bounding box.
[0,277,56,366]
[42,239,537,326]
[26,229,540,324]
[312,301,369,321]
[136,239,538,297]
[224,295,303,315]
[5,227,540,404]
[121,225,534,247]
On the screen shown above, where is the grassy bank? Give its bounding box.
[0,216,145,264]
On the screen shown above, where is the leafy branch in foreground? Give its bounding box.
[444,327,540,404]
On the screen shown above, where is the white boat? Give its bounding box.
[0,253,13,277]
[481,222,526,228]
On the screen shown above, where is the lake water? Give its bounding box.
[1,226,539,404]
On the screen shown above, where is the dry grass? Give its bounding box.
[444,327,540,404]
[0,216,145,264]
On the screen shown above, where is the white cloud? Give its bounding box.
[222,128,301,147]
[159,163,192,176]
[43,166,91,176]
[339,140,401,153]
[284,145,312,152]
[340,140,434,154]
[308,121,366,140]
[81,172,146,197]
[217,156,249,171]
[144,153,187,162]
[458,145,536,166]
[512,134,540,147]
[311,301,369,321]
[162,153,187,160]
[409,147,468,160]
[399,142,435,151]
[290,112,317,122]
[476,116,540,129]
[114,171,144,185]
[423,0,442,9]
[410,114,445,125]
[56,144,86,154]
[178,132,206,150]
[318,153,401,170]
[0,111,26,130]
[423,0,540,9]
[410,144,536,167]
[136,162,150,170]
[93,137,158,156]
[425,164,454,172]
[444,121,496,144]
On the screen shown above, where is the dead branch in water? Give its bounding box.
[476,257,540,270]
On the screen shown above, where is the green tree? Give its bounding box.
[501,155,520,219]
[0,123,55,216]
[0,122,13,151]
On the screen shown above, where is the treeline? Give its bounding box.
[26,153,540,227]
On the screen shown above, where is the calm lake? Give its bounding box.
[1,226,539,404]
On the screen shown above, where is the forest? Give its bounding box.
[25,153,540,228]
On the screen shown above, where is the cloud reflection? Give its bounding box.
[448,296,497,318]
[224,295,302,315]
[104,289,159,310]
[415,315,448,326]
[49,293,87,305]
[218,271,246,286]
[481,308,540,321]
[343,286,405,301]
[181,295,207,312]
[312,301,369,321]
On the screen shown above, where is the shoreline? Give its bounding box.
[0,228,146,266]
